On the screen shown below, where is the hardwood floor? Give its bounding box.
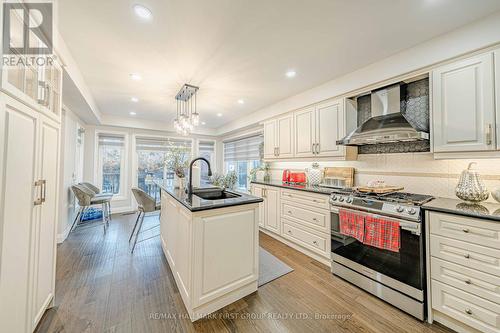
[36,213,453,333]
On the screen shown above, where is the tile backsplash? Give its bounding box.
[271,153,500,202]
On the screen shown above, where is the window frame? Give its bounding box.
[197,138,217,184]
[94,130,129,201]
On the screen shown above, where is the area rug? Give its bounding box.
[258,247,293,287]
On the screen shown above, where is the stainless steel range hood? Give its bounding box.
[337,83,429,146]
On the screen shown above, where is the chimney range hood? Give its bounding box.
[337,83,429,146]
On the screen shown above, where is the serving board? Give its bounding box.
[356,186,404,194]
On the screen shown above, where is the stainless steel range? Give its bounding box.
[329,189,433,320]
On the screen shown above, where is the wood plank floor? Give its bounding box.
[36,213,453,333]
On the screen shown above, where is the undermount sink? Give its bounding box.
[193,188,241,200]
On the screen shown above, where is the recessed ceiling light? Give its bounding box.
[129,73,142,81]
[131,97,139,102]
[129,111,137,116]
[285,70,297,78]
[217,113,223,117]
[237,99,245,105]
[201,121,206,125]
[133,4,153,20]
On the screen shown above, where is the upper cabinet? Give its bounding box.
[263,114,294,159]
[294,98,347,158]
[495,49,500,151]
[432,52,496,153]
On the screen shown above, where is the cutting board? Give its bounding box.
[356,185,404,194]
[323,167,355,187]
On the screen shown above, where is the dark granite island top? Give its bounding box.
[251,180,335,195]
[422,197,500,222]
[155,180,263,212]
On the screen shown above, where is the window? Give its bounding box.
[97,134,126,196]
[224,134,263,192]
[198,140,215,185]
[136,136,192,198]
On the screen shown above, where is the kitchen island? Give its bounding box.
[155,180,263,321]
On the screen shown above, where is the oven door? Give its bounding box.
[330,206,424,295]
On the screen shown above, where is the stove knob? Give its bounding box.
[346,197,353,203]
[338,197,345,202]
[407,208,417,215]
[396,206,404,213]
[331,195,337,201]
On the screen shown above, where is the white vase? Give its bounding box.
[173,174,180,188]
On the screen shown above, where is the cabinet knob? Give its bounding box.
[288,210,292,214]
[287,230,292,234]
[313,199,318,203]
[462,228,470,233]
[313,240,318,246]
[465,308,472,315]
[312,218,317,221]
[464,253,470,259]
[464,279,472,285]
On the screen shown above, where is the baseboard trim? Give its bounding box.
[56,223,72,244]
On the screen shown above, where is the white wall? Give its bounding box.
[58,107,85,242]
[83,125,218,213]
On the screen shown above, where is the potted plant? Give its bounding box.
[210,171,237,190]
[165,144,190,188]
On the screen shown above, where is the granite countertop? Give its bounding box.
[423,197,500,222]
[251,180,335,195]
[155,180,263,212]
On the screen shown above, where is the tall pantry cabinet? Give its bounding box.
[0,56,63,331]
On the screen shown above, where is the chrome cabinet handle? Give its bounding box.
[464,279,472,285]
[277,147,280,156]
[462,228,470,233]
[464,253,470,259]
[486,124,493,145]
[311,143,315,154]
[465,308,472,315]
[34,179,46,205]
[316,143,320,154]
[42,179,46,202]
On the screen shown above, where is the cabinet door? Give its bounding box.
[0,97,39,333]
[495,49,500,150]
[294,107,316,157]
[432,52,495,152]
[264,187,280,234]
[316,99,344,157]
[263,120,276,159]
[251,185,265,227]
[32,116,60,328]
[276,115,294,158]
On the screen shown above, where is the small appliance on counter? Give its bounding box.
[282,169,291,183]
[288,172,306,184]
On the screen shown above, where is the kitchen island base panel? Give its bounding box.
[160,189,259,322]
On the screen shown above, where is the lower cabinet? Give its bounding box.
[0,93,60,332]
[426,211,500,333]
[251,184,331,265]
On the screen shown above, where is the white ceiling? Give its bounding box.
[59,0,500,129]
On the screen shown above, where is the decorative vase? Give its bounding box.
[256,170,266,182]
[306,163,322,186]
[491,187,500,203]
[455,162,489,202]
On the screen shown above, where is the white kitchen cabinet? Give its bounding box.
[251,185,265,227]
[495,49,500,150]
[0,94,60,332]
[293,98,346,158]
[251,184,280,233]
[432,52,496,152]
[263,115,294,159]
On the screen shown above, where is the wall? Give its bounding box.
[58,107,85,242]
[83,125,218,214]
[271,154,500,203]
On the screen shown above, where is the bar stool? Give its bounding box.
[80,182,113,220]
[129,187,161,253]
[70,184,112,233]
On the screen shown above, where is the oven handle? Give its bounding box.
[330,206,421,235]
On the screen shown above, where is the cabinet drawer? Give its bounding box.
[282,202,328,232]
[430,235,500,276]
[431,280,500,333]
[430,212,500,249]
[281,189,330,210]
[431,257,500,304]
[282,219,329,257]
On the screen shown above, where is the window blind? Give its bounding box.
[199,140,215,154]
[136,137,192,152]
[98,134,125,147]
[224,135,263,162]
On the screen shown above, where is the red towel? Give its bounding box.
[363,215,400,252]
[339,209,365,242]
